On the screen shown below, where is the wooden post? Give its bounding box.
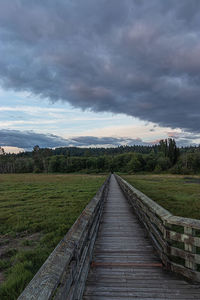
[184,227,196,270]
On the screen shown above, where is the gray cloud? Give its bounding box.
[0,129,70,149]
[175,139,199,147]
[70,136,147,147]
[0,129,199,150]
[0,1,200,131]
[0,129,149,150]
[167,131,200,146]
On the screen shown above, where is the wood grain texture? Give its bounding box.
[83,175,200,299]
[116,174,200,281]
[18,176,111,300]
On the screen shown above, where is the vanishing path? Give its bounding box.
[83,175,200,299]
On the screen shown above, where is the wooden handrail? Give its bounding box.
[18,175,111,300]
[115,174,200,282]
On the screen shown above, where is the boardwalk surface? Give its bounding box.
[83,175,200,299]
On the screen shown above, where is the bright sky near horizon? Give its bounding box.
[0,1,200,152]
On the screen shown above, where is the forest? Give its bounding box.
[0,139,200,174]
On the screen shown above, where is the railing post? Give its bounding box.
[184,227,196,270]
[18,175,111,300]
[115,174,200,282]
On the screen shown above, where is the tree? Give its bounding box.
[0,147,5,155]
[155,157,171,171]
[145,152,157,171]
[48,156,61,172]
[32,145,43,172]
[128,154,145,172]
[159,138,179,165]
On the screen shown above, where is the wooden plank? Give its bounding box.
[184,227,197,270]
[115,174,172,218]
[167,215,200,231]
[83,295,199,300]
[83,175,200,299]
[170,261,200,282]
[18,174,111,300]
[84,289,200,299]
[166,230,200,247]
[170,246,200,264]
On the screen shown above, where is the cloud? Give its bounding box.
[3,146,24,154]
[0,106,73,114]
[0,129,199,150]
[0,129,70,149]
[0,129,149,150]
[167,131,200,146]
[0,1,200,132]
[70,136,147,147]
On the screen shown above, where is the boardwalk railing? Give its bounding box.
[18,175,110,300]
[115,174,200,282]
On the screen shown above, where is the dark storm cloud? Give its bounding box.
[0,129,148,150]
[0,1,200,131]
[0,129,71,149]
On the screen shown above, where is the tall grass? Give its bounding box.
[0,173,106,299]
[122,174,200,219]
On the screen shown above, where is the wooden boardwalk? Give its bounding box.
[83,175,200,299]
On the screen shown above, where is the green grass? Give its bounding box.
[0,173,106,299]
[122,174,200,220]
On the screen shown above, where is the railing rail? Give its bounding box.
[18,175,111,300]
[115,174,200,282]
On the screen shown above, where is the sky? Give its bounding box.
[0,0,200,152]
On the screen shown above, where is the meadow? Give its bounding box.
[122,174,200,219]
[0,173,106,300]
[1,173,200,299]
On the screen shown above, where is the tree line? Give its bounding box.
[0,139,200,174]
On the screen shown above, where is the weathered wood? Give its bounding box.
[184,227,197,270]
[18,173,200,299]
[166,215,200,230]
[18,175,110,300]
[116,176,171,218]
[83,175,200,299]
[115,174,200,283]
[166,230,200,247]
[170,246,200,264]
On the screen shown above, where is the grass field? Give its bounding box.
[122,174,200,220]
[0,173,106,300]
